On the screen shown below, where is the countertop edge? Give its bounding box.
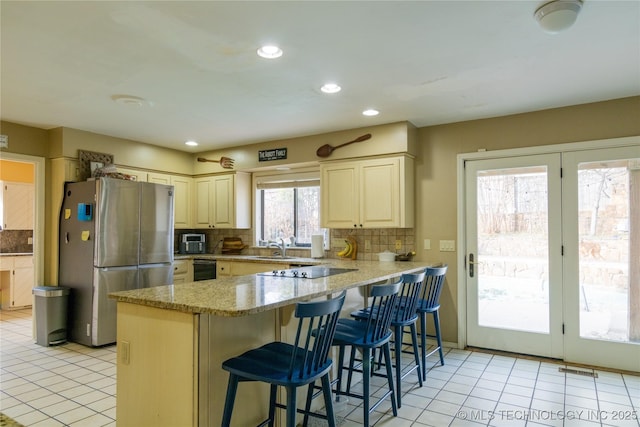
[110,260,442,316]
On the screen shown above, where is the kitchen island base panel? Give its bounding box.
[116,302,278,427]
[116,302,198,427]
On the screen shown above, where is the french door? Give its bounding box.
[464,145,640,371]
[562,146,640,371]
[465,154,564,359]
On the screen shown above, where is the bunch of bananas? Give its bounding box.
[337,236,357,259]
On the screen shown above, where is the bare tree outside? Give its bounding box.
[261,187,325,246]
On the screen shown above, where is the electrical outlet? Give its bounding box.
[365,240,371,250]
[27,237,33,245]
[439,240,455,252]
[423,239,431,250]
[395,239,402,250]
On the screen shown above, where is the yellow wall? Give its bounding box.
[415,96,640,342]
[0,160,35,183]
[0,121,49,157]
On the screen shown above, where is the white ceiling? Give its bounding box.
[1,1,639,152]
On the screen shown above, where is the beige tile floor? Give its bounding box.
[1,307,639,427]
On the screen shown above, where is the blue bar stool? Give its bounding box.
[351,272,426,408]
[221,291,346,427]
[330,282,401,427]
[417,265,448,379]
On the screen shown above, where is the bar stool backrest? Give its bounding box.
[419,265,448,311]
[394,271,426,323]
[363,282,402,344]
[291,291,346,380]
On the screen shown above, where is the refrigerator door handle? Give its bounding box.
[65,232,69,244]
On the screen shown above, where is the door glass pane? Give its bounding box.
[476,166,550,333]
[578,159,639,343]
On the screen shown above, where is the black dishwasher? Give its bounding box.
[193,258,216,281]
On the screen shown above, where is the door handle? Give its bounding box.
[469,253,475,277]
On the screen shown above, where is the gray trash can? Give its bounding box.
[33,286,70,346]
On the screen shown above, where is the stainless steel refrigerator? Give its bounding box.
[58,178,174,346]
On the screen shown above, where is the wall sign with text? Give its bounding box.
[258,148,287,162]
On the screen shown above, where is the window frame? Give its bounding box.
[253,168,325,248]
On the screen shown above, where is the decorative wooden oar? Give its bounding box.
[316,133,372,158]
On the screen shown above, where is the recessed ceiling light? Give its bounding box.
[257,45,283,59]
[185,140,198,147]
[320,83,341,94]
[362,109,379,116]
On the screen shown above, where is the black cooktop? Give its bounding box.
[257,266,358,279]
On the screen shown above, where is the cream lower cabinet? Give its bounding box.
[0,256,34,309]
[320,155,414,228]
[194,173,250,229]
[148,173,193,229]
[173,259,193,284]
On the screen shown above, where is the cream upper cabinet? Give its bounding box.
[194,173,250,229]
[1,182,35,230]
[117,167,148,182]
[148,173,193,229]
[320,155,414,228]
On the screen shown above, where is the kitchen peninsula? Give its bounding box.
[110,258,440,427]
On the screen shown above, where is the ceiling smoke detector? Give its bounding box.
[534,0,583,34]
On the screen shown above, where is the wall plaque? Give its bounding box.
[258,148,287,162]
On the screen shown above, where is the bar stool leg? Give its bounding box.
[433,311,445,365]
[362,347,371,427]
[285,385,297,427]
[268,384,277,427]
[410,323,423,388]
[394,325,403,408]
[382,343,398,417]
[321,374,337,427]
[419,312,427,381]
[221,374,239,427]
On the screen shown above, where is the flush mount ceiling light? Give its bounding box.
[320,83,341,94]
[185,140,198,147]
[257,45,283,59]
[362,109,379,117]
[111,94,149,107]
[534,0,583,34]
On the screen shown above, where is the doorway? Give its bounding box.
[459,138,640,372]
[0,152,44,295]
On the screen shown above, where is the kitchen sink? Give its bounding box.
[250,256,297,260]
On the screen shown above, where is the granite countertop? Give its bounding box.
[110,259,441,317]
[0,253,33,256]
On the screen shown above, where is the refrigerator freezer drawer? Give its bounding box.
[92,266,138,346]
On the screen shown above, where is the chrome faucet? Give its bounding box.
[267,238,287,258]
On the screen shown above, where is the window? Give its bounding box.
[255,171,327,247]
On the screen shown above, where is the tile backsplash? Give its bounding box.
[0,230,34,253]
[174,228,415,261]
